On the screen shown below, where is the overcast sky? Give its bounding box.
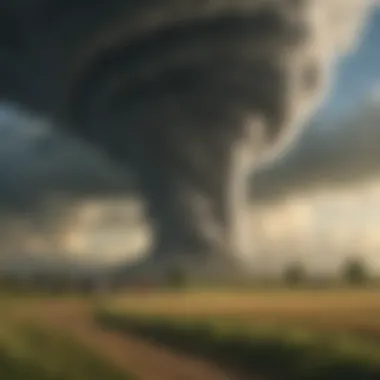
[0,4,379,272]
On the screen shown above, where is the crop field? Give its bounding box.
[99,289,380,379]
[1,289,380,380]
[102,289,380,335]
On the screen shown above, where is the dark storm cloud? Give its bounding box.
[0,1,375,274]
[253,97,380,202]
[0,105,133,217]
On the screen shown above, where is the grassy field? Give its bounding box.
[0,297,136,380]
[98,289,380,379]
[100,289,380,337]
[1,289,380,380]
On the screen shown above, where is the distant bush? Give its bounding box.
[342,258,370,286]
[283,263,307,286]
[0,272,103,296]
[165,267,188,289]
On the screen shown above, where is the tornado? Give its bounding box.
[0,0,375,277]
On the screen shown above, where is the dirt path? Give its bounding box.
[20,299,249,380]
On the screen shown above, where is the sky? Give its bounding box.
[322,7,380,118]
[0,4,380,273]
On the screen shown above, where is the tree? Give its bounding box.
[283,262,307,286]
[165,266,188,289]
[342,257,369,286]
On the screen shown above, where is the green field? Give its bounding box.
[0,297,135,380]
[1,289,380,380]
[99,289,380,379]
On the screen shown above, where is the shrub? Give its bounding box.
[283,262,307,286]
[165,266,188,289]
[342,258,369,286]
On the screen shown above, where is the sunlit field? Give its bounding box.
[99,289,380,379]
[1,289,380,380]
[103,289,380,335]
